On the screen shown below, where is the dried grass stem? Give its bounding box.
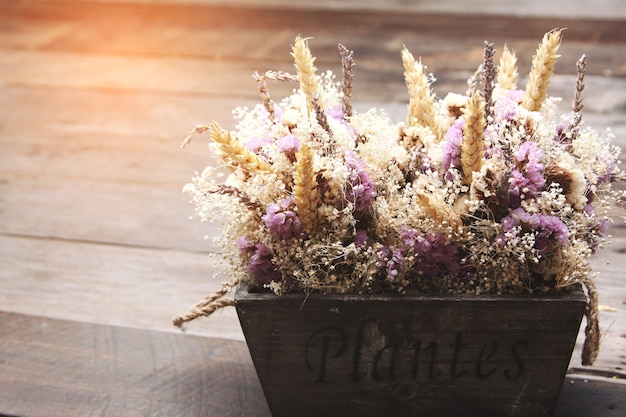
[570,54,586,140]
[253,70,297,120]
[338,43,355,118]
[210,185,262,211]
[466,64,483,97]
[481,41,497,121]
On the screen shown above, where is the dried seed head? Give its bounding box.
[338,43,355,118]
[253,70,297,120]
[570,54,586,140]
[294,144,319,235]
[209,121,272,174]
[461,92,486,186]
[417,191,463,231]
[481,41,497,121]
[522,29,563,111]
[291,36,319,113]
[466,64,483,97]
[497,44,519,91]
[402,46,443,141]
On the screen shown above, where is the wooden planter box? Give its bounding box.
[235,283,587,417]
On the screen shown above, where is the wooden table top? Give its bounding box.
[1,1,625,415]
[0,312,624,416]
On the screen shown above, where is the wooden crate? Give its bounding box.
[235,283,587,417]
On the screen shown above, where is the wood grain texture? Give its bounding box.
[0,312,268,417]
[0,234,244,340]
[1,312,624,417]
[236,284,587,417]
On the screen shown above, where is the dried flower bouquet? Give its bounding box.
[174,30,624,365]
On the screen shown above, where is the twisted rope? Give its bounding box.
[172,277,239,328]
[581,276,600,366]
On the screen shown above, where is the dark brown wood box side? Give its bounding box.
[235,284,587,417]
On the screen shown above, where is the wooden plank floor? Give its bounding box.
[0,312,624,417]
[1,1,626,414]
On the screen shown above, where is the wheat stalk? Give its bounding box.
[522,29,563,111]
[402,46,442,140]
[294,144,319,235]
[416,192,462,230]
[291,36,319,113]
[210,121,272,173]
[497,44,519,91]
[461,91,486,186]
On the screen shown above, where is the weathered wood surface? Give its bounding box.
[0,0,625,414]
[0,312,269,417]
[0,312,624,417]
[236,285,589,417]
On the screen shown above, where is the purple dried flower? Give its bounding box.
[516,141,543,165]
[378,246,406,280]
[541,215,569,246]
[535,214,569,254]
[554,112,575,143]
[401,226,431,253]
[247,243,282,284]
[326,104,345,121]
[501,208,569,255]
[509,142,545,206]
[509,207,540,228]
[595,219,609,237]
[237,236,256,255]
[262,197,302,240]
[246,136,273,152]
[420,235,461,277]
[400,227,462,277]
[345,151,376,213]
[278,134,300,153]
[509,89,524,102]
[273,104,284,121]
[354,230,368,248]
[494,89,523,121]
[443,119,465,179]
[588,219,609,254]
[595,149,615,185]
